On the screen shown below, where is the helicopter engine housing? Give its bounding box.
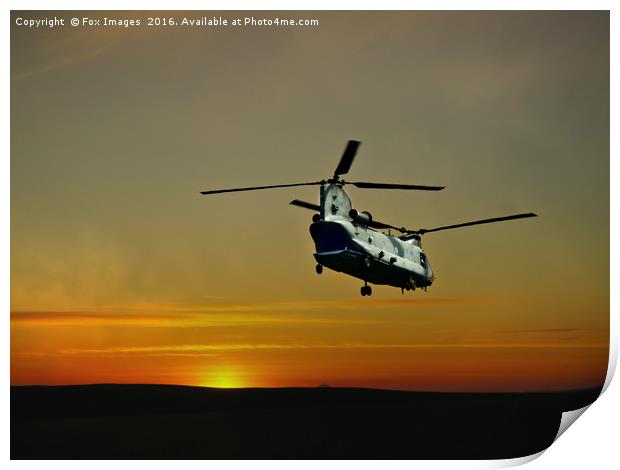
[349,209,372,226]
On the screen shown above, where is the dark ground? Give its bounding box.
[11,384,601,459]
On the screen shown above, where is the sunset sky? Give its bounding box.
[11,11,609,391]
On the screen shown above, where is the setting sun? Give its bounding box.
[198,366,248,389]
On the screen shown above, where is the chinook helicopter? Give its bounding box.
[201,140,537,296]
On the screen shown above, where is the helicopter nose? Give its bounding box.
[310,221,353,253]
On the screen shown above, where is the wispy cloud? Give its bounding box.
[10,297,489,327]
[114,297,492,312]
[12,296,490,314]
[11,44,111,81]
[11,24,131,81]
[514,328,587,334]
[10,310,376,328]
[51,341,608,357]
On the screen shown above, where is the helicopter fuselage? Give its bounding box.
[310,184,433,290]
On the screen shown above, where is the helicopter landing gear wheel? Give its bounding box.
[360,285,372,296]
[315,264,323,274]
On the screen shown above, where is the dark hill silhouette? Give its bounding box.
[11,384,601,459]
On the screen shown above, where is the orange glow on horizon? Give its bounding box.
[10,303,609,392]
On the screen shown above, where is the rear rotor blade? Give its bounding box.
[417,213,538,234]
[351,182,445,191]
[290,199,321,211]
[333,140,360,177]
[367,220,408,232]
[201,181,323,195]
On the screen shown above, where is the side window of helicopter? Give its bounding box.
[420,253,427,269]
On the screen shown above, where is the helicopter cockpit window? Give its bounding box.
[420,253,427,269]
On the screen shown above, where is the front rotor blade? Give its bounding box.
[201,181,322,195]
[290,199,321,211]
[417,213,538,234]
[351,182,445,191]
[333,140,360,177]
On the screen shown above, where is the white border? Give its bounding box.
[4,1,616,468]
